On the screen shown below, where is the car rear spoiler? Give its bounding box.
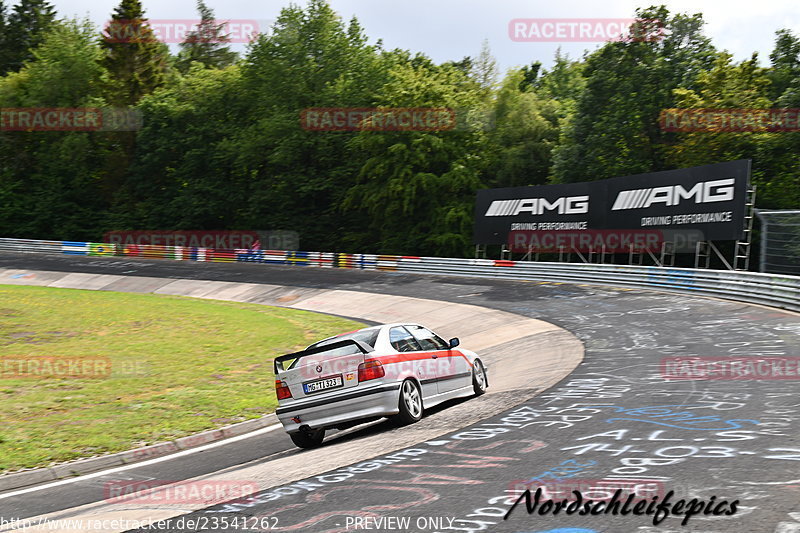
[273,339,375,374]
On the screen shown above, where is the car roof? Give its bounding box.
[312,323,421,347]
[337,323,421,334]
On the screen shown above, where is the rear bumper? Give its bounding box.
[276,382,401,433]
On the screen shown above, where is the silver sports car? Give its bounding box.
[274,323,488,448]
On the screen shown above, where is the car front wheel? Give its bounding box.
[392,379,424,425]
[472,359,488,396]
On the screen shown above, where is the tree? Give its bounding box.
[0,0,56,73]
[98,0,170,206]
[442,56,472,76]
[115,64,246,230]
[661,51,799,210]
[519,61,541,92]
[535,50,585,105]
[760,30,800,209]
[341,58,489,255]
[120,0,387,249]
[485,70,559,188]
[551,7,716,183]
[0,19,111,239]
[226,0,388,251]
[0,1,7,70]
[664,52,771,168]
[470,39,498,92]
[100,0,168,106]
[767,29,800,102]
[175,0,238,73]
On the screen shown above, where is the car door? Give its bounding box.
[407,325,470,394]
[388,326,438,399]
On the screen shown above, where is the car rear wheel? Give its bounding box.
[289,428,325,449]
[392,379,423,425]
[472,359,487,396]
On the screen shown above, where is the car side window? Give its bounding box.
[408,325,448,351]
[390,326,423,352]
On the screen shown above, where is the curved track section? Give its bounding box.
[0,252,799,533]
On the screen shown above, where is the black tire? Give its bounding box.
[289,428,325,449]
[472,359,488,396]
[391,379,424,425]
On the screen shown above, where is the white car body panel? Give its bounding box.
[274,323,486,434]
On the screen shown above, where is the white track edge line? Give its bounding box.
[0,424,283,500]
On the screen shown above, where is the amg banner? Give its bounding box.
[473,160,750,246]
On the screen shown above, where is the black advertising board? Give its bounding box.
[473,182,597,245]
[603,160,751,241]
[473,160,751,245]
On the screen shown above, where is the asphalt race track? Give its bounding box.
[1,251,799,533]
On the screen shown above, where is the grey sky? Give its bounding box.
[48,0,800,73]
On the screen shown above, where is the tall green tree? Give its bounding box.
[0,0,56,73]
[552,7,716,183]
[534,50,585,107]
[175,0,238,73]
[114,63,245,230]
[0,19,111,239]
[121,0,386,247]
[518,61,541,92]
[664,52,772,169]
[757,30,800,209]
[471,39,498,93]
[767,29,800,102]
[100,0,168,106]
[342,57,489,255]
[0,1,7,71]
[442,56,472,76]
[99,0,169,209]
[228,0,387,250]
[485,70,559,188]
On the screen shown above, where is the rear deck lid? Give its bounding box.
[274,339,375,400]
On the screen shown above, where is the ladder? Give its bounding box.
[694,240,711,269]
[628,244,644,265]
[734,185,756,271]
[660,240,676,267]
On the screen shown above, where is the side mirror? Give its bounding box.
[448,337,460,349]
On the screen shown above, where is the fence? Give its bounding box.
[757,210,800,275]
[0,237,797,313]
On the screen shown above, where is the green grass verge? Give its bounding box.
[0,285,363,473]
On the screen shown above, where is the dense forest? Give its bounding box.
[0,0,798,256]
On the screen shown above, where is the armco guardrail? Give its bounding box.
[0,237,798,313]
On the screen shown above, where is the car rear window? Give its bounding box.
[282,329,380,371]
[309,329,380,351]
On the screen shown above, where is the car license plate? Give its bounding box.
[303,375,343,394]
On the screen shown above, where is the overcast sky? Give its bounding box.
[47,0,800,72]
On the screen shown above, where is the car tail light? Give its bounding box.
[275,379,292,400]
[358,360,385,382]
